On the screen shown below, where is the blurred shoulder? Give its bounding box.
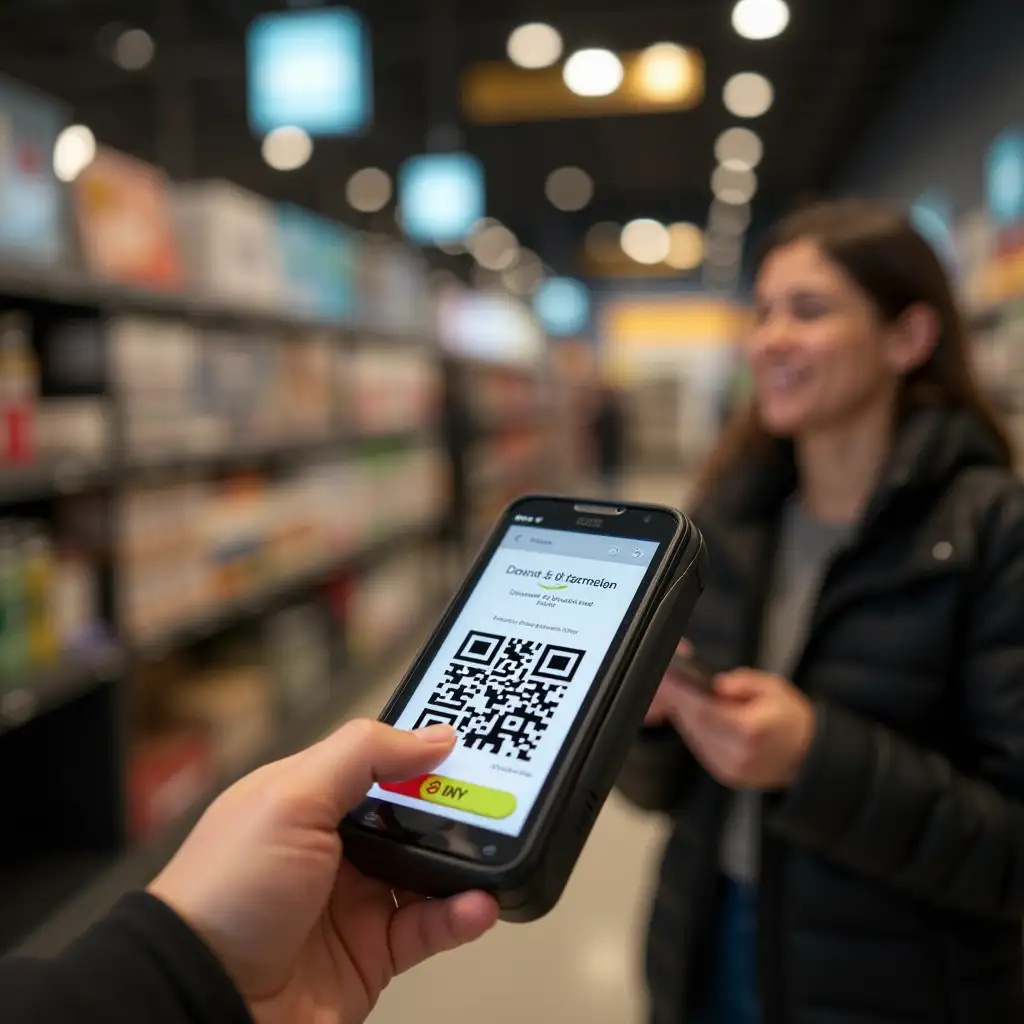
[950,464,1024,562]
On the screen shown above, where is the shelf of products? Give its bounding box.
[9,604,442,959]
[0,217,448,957]
[0,70,561,958]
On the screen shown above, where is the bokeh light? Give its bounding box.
[545,166,594,211]
[636,43,694,102]
[507,23,563,69]
[563,49,624,98]
[712,165,758,204]
[345,167,392,213]
[621,219,671,264]
[261,126,313,170]
[666,222,705,271]
[723,72,774,118]
[732,0,790,40]
[715,127,763,170]
[53,124,97,182]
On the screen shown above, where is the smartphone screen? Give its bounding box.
[363,507,674,841]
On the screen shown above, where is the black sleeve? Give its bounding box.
[1,892,252,1024]
[616,724,700,813]
[769,491,1024,919]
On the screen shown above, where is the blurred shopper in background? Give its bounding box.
[439,358,477,570]
[590,382,627,497]
[619,200,1024,1024]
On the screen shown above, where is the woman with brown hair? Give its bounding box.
[618,200,1024,1023]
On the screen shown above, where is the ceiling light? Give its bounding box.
[563,49,624,98]
[533,278,591,337]
[113,28,154,71]
[585,221,621,263]
[507,23,563,69]
[502,250,545,295]
[666,222,705,270]
[345,167,392,213]
[621,219,671,265]
[261,126,313,171]
[709,199,752,235]
[473,224,519,271]
[715,127,763,170]
[712,165,758,204]
[636,42,694,102]
[723,72,774,118]
[53,124,97,183]
[732,0,790,40]
[545,166,594,211]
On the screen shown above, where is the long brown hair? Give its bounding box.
[697,199,1012,495]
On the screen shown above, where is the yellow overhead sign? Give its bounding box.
[601,298,751,349]
[461,47,704,125]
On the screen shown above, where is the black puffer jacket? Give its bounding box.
[618,406,1024,1024]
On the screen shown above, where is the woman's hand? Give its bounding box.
[652,668,816,789]
[149,720,499,1024]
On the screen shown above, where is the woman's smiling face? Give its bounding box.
[747,238,896,438]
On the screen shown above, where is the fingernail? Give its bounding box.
[415,724,457,743]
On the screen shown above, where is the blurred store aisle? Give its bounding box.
[343,629,669,1024]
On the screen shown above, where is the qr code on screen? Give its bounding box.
[411,631,586,761]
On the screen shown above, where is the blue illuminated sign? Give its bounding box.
[398,153,485,245]
[986,129,1024,225]
[533,278,590,337]
[247,8,371,136]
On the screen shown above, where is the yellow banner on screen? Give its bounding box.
[461,47,704,125]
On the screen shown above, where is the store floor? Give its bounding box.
[342,469,690,1024]
[345,676,667,1024]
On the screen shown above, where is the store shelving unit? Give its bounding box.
[0,254,447,955]
[9,608,442,959]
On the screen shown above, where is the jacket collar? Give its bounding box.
[708,404,1009,529]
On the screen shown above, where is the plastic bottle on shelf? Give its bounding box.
[0,525,28,682]
[0,312,38,466]
[23,524,58,667]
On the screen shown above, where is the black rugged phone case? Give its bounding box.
[341,497,707,922]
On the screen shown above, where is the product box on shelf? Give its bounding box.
[344,548,427,663]
[275,332,336,440]
[159,665,276,775]
[116,481,209,640]
[358,240,432,336]
[175,180,284,312]
[0,311,38,466]
[128,731,216,843]
[277,205,358,322]
[72,146,184,290]
[0,73,69,265]
[35,399,112,465]
[0,519,105,681]
[265,602,333,718]
[109,317,202,459]
[347,349,440,436]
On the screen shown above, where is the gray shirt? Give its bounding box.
[719,497,853,884]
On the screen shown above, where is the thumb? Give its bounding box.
[713,670,766,701]
[298,719,457,821]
